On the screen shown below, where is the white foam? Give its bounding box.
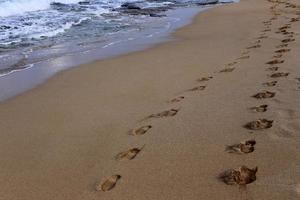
[0,0,82,17]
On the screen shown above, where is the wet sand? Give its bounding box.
[1,0,300,199]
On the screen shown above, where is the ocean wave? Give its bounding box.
[0,0,83,17]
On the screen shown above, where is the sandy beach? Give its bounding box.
[1,0,300,199]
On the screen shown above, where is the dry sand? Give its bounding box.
[1,0,300,199]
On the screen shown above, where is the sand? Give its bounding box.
[1,0,300,199]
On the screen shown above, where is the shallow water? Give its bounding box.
[0,0,236,101]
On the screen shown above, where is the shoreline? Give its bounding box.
[1,0,300,200]
[0,5,213,102]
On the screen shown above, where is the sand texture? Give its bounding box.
[1,0,300,199]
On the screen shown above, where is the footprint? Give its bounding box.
[244,119,273,130]
[270,72,289,78]
[261,29,271,32]
[273,54,283,58]
[279,25,291,31]
[237,55,250,60]
[275,48,290,53]
[197,76,213,82]
[290,18,299,22]
[252,91,275,99]
[186,86,206,92]
[266,59,284,65]
[276,43,288,48]
[246,44,261,49]
[257,36,268,39]
[218,166,258,185]
[282,31,294,36]
[241,50,250,55]
[130,125,152,136]
[250,104,268,112]
[263,81,278,87]
[145,108,179,119]
[268,66,279,71]
[219,67,235,73]
[115,145,145,161]
[282,38,295,43]
[225,139,256,154]
[169,96,185,103]
[96,175,121,192]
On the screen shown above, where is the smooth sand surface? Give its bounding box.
[1,0,300,199]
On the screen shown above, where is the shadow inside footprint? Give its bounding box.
[290,18,299,22]
[115,146,144,161]
[197,76,213,82]
[237,55,250,60]
[246,44,261,49]
[275,49,291,53]
[282,38,295,43]
[218,166,258,185]
[226,61,237,66]
[130,125,152,136]
[252,91,275,99]
[261,29,271,32]
[169,96,185,103]
[276,44,288,48]
[266,59,284,65]
[263,81,277,87]
[250,104,268,112]
[96,175,121,192]
[186,85,206,92]
[257,36,268,39]
[220,67,235,73]
[145,108,179,120]
[226,139,256,154]
[268,66,279,71]
[270,72,289,78]
[244,119,273,130]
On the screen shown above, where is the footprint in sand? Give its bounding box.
[261,28,271,32]
[276,43,288,48]
[268,66,279,71]
[266,59,284,65]
[290,18,299,22]
[197,76,213,82]
[218,166,258,185]
[237,55,250,60]
[225,139,256,154]
[257,35,268,39]
[282,38,295,43]
[246,44,261,49]
[282,31,294,36]
[244,119,273,130]
[263,81,278,87]
[186,85,206,92]
[169,96,185,103]
[219,67,235,73]
[129,125,152,136]
[145,108,179,120]
[270,72,289,78]
[252,91,275,99]
[241,50,250,56]
[279,25,291,31]
[273,54,283,58]
[275,48,290,53]
[96,175,121,192]
[250,104,268,112]
[115,146,145,161]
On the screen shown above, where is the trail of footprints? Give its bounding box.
[97,0,299,193]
